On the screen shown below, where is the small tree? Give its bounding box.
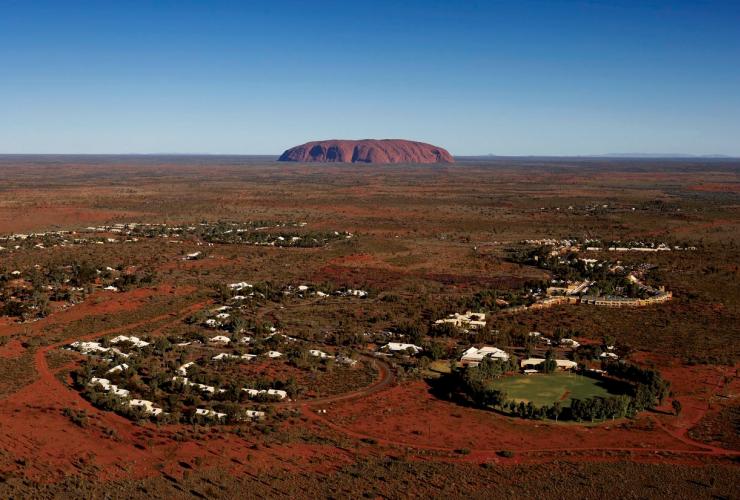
[428,341,446,360]
[671,399,682,416]
[550,401,563,422]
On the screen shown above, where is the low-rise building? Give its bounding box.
[381,342,422,355]
[172,376,224,394]
[242,388,287,400]
[129,399,163,416]
[110,335,150,348]
[195,408,226,419]
[106,363,129,374]
[177,361,195,375]
[460,346,509,366]
[336,355,358,366]
[435,311,486,330]
[90,377,130,398]
[520,358,578,371]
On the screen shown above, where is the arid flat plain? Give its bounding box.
[0,155,738,498]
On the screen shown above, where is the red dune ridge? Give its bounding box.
[278,139,454,164]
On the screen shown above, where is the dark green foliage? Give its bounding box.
[605,361,670,410]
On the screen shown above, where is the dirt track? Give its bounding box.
[0,294,211,480]
[278,355,395,408]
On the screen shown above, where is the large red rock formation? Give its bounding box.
[278,139,454,164]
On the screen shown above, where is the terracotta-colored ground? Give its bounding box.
[0,339,25,359]
[0,205,149,233]
[0,157,737,494]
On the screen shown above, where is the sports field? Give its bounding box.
[491,372,623,407]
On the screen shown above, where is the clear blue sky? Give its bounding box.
[1,0,739,156]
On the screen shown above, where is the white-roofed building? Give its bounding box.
[242,388,287,400]
[110,335,150,348]
[177,361,195,375]
[381,342,422,355]
[106,363,129,374]
[460,346,510,366]
[435,311,487,330]
[129,399,163,416]
[520,358,578,371]
[195,408,227,419]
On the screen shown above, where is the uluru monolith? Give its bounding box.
[278,139,454,164]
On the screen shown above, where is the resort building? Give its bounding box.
[460,346,509,366]
[434,311,487,330]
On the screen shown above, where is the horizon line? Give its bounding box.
[0,152,738,159]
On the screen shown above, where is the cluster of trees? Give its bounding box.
[185,307,270,335]
[0,264,87,320]
[507,246,592,281]
[455,357,518,409]
[0,293,50,319]
[569,395,633,422]
[538,350,557,374]
[393,321,427,345]
[74,346,290,424]
[506,244,669,302]
[464,286,546,311]
[575,344,605,362]
[0,261,155,321]
[139,221,349,248]
[82,380,271,425]
[470,387,636,423]
[201,228,349,248]
[128,220,301,241]
[503,400,564,421]
[605,362,670,410]
[113,270,155,291]
[287,348,335,371]
[588,276,649,299]
[210,281,284,304]
[451,357,670,423]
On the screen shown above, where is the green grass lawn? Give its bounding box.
[491,372,623,407]
[428,360,453,374]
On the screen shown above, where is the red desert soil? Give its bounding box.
[0,299,204,481]
[278,139,454,164]
[0,285,192,340]
[688,183,740,193]
[0,339,25,359]
[0,206,149,233]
